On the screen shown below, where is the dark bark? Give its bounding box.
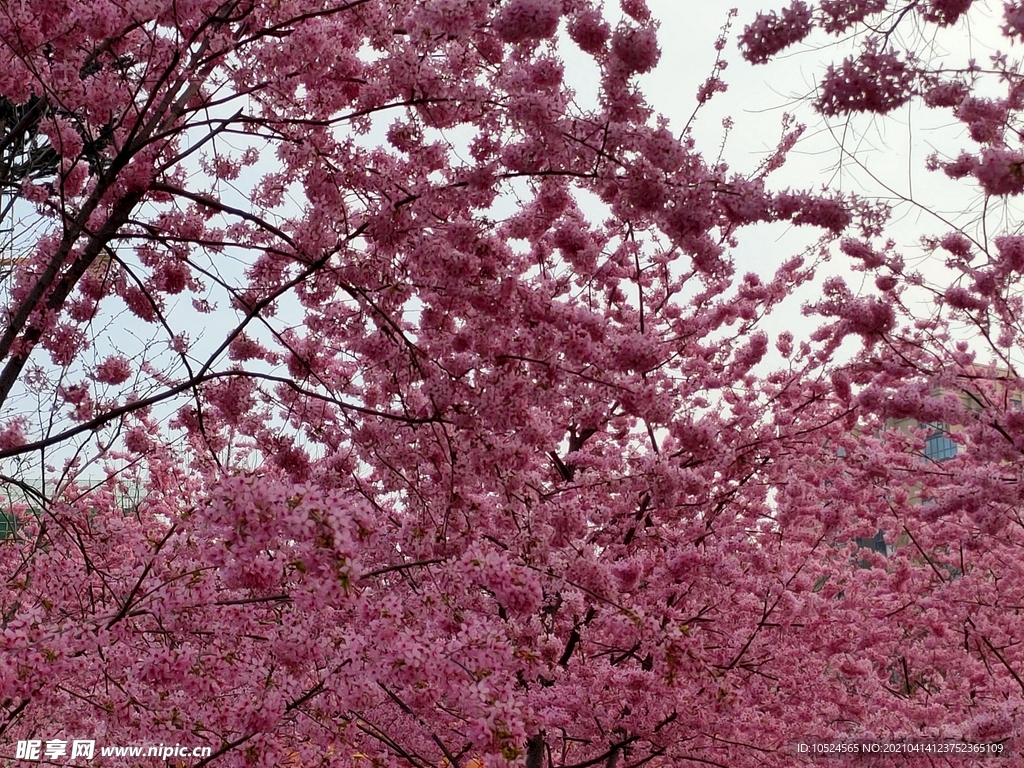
[526,733,545,768]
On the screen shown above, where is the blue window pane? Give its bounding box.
[855,529,888,556]
[924,431,957,461]
[0,511,17,540]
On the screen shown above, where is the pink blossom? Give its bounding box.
[0,419,26,450]
[1004,2,1024,39]
[875,274,898,291]
[228,333,267,361]
[995,234,1024,271]
[923,80,968,107]
[120,285,160,322]
[943,285,988,311]
[695,75,728,104]
[847,296,895,336]
[417,0,486,37]
[934,151,979,179]
[955,96,1007,143]
[819,0,887,34]
[974,146,1024,195]
[776,331,794,357]
[739,1,814,64]
[94,355,132,385]
[921,0,974,26]
[817,45,916,115]
[840,238,885,268]
[720,179,771,225]
[610,24,660,74]
[45,324,85,367]
[939,231,973,258]
[567,9,610,54]
[734,331,768,371]
[20,180,50,203]
[152,260,190,294]
[124,426,154,453]
[774,191,852,233]
[492,0,561,43]
[206,376,255,425]
[41,115,84,159]
[620,0,651,23]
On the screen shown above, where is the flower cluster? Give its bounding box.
[817,44,916,115]
[819,0,887,34]
[739,1,814,64]
[921,0,975,26]
[492,0,561,43]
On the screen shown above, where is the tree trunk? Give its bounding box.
[526,734,544,768]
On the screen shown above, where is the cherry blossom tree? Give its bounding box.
[739,0,1024,759]
[2,0,1021,766]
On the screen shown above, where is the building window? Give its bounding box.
[924,424,957,461]
[855,529,889,557]
[0,511,18,541]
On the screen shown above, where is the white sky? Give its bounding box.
[623,1,1024,365]
[639,1,1022,246]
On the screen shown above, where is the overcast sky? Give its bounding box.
[637,0,1021,248]
[602,1,1024,364]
